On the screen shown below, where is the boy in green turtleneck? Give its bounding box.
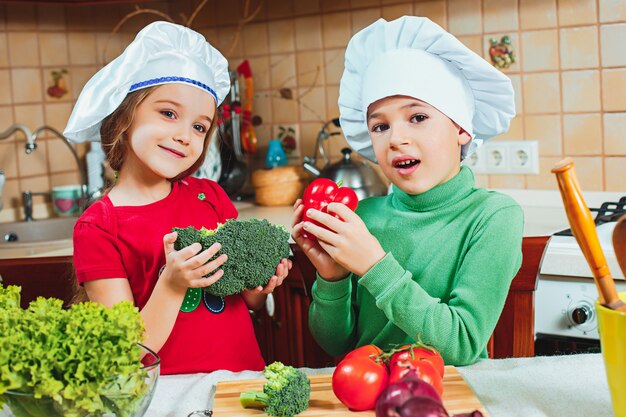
[290,16,524,366]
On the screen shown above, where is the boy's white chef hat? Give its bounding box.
[64,21,230,143]
[338,16,515,162]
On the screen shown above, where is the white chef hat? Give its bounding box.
[338,16,515,162]
[64,21,230,143]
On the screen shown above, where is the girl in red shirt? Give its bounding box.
[65,21,290,374]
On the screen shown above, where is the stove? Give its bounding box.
[534,197,626,355]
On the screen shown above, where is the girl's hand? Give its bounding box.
[245,258,292,295]
[160,231,228,292]
[302,202,386,277]
[291,199,350,281]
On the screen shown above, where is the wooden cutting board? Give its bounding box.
[213,366,487,416]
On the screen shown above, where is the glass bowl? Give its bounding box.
[0,344,160,417]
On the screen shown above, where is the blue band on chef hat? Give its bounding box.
[129,76,219,102]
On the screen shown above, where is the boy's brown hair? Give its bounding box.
[100,86,218,182]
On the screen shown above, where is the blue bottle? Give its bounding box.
[265,139,288,168]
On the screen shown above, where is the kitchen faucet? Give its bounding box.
[0,124,34,213]
[0,124,91,220]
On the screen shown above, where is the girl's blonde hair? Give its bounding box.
[100,86,218,182]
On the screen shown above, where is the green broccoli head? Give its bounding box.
[240,361,311,417]
[173,219,290,297]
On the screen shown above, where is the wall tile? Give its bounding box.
[17,138,48,177]
[44,102,72,133]
[294,16,323,50]
[19,175,50,195]
[247,56,271,90]
[321,0,351,12]
[70,66,97,101]
[0,33,8,68]
[351,0,381,7]
[322,12,351,48]
[298,87,327,122]
[521,29,558,71]
[8,32,40,67]
[37,4,66,31]
[509,74,523,116]
[11,68,43,104]
[14,104,44,133]
[0,108,15,139]
[351,8,382,34]
[414,1,446,29]
[325,85,340,120]
[242,22,269,56]
[271,96,299,123]
[217,0,243,24]
[268,20,295,54]
[489,174,526,189]
[560,26,599,70]
[570,156,603,190]
[524,114,562,155]
[605,157,626,191]
[483,0,518,33]
[382,4,413,21]
[296,50,325,87]
[294,0,321,15]
[526,156,562,189]
[523,72,560,114]
[563,113,602,155]
[252,93,273,130]
[602,69,626,112]
[65,5,93,31]
[323,48,344,85]
[474,174,489,188]
[270,53,297,89]
[558,0,597,27]
[498,115,525,140]
[264,0,294,19]
[457,35,483,56]
[217,26,244,60]
[0,142,18,178]
[520,0,557,30]
[47,137,76,173]
[3,178,21,209]
[0,4,6,32]
[6,3,37,31]
[604,113,626,155]
[50,171,81,188]
[43,69,72,103]
[299,122,321,159]
[39,33,69,67]
[561,70,600,113]
[68,32,96,66]
[483,32,519,74]
[599,0,626,23]
[448,0,482,36]
[600,24,626,68]
[0,70,12,105]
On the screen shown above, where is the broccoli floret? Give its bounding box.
[240,361,311,417]
[173,219,290,297]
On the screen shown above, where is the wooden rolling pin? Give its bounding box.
[552,158,626,312]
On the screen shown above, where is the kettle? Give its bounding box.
[303,118,388,200]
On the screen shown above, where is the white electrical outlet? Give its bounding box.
[471,140,539,175]
[509,141,539,174]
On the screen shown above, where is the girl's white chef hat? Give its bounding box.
[338,16,515,162]
[64,21,230,143]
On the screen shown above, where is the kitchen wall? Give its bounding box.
[0,0,624,215]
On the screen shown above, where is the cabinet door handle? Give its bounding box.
[265,292,275,318]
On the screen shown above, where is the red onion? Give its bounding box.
[376,370,443,417]
[398,396,449,417]
[452,411,485,417]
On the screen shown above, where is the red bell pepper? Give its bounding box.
[301,178,359,241]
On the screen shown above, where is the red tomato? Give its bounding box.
[332,355,389,411]
[301,178,359,241]
[343,344,383,362]
[388,360,444,396]
[390,345,445,378]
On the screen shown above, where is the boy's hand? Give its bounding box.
[302,203,386,277]
[161,231,228,292]
[245,258,292,295]
[292,199,350,281]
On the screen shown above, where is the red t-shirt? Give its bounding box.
[73,177,265,375]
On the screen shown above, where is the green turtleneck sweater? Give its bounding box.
[309,166,524,365]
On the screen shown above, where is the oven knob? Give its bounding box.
[571,305,591,324]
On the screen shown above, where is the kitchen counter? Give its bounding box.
[140,353,612,417]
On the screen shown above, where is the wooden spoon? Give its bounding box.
[552,158,626,312]
[614,215,626,281]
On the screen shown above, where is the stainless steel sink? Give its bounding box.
[0,217,77,245]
